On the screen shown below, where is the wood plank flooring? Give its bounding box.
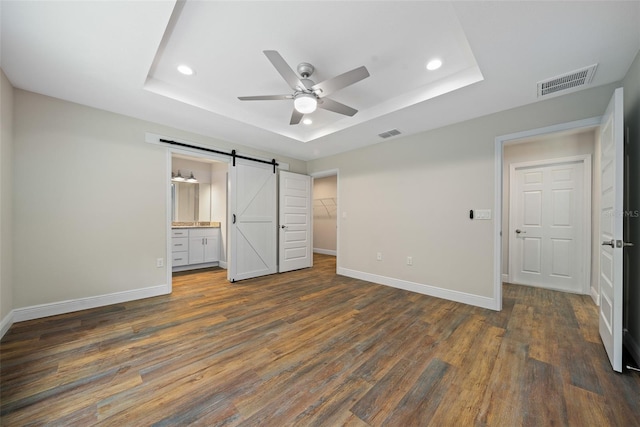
[1,254,639,426]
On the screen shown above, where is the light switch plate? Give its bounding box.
[475,209,492,220]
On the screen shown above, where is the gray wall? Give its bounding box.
[8,88,305,314]
[308,83,618,305]
[0,69,13,330]
[623,49,640,364]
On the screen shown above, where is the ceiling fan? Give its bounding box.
[238,50,370,125]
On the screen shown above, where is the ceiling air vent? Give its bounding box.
[537,64,597,98]
[378,129,402,139]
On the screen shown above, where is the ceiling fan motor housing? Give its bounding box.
[297,62,314,78]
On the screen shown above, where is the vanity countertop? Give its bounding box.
[172,221,221,229]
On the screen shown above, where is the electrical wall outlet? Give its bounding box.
[407,256,413,266]
[377,252,382,261]
[156,258,164,268]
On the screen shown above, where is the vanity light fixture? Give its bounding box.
[186,172,198,183]
[172,170,186,182]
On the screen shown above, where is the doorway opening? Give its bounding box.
[311,170,339,272]
[169,151,229,289]
[494,117,602,311]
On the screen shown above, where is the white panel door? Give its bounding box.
[228,159,277,282]
[599,87,625,372]
[279,171,312,273]
[510,160,585,293]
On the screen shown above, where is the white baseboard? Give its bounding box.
[624,330,640,367]
[314,248,337,256]
[502,273,509,283]
[219,261,227,269]
[11,284,170,324]
[337,267,499,311]
[1,310,15,339]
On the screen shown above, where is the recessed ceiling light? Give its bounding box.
[177,64,194,76]
[302,118,313,125]
[426,59,442,71]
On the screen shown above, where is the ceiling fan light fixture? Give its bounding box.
[294,93,317,114]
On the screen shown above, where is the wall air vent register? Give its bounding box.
[378,129,402,139]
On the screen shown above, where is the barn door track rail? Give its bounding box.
[160,138,279,173]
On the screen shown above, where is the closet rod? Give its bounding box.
[160,139,279,173]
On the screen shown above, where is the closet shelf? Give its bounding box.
[314,198,337,218]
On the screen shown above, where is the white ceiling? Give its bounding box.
[2,1,639,161]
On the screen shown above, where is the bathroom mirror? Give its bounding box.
[171,182,212,222]
[172,182,199,222]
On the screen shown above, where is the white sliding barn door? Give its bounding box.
[599,87,625,372]
[279,171,312,273]
[228,159,277,282]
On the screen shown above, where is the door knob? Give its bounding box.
[615,240,634,248]
[281,225,287,229]
[515,229,526,234]
[602,239,615,248]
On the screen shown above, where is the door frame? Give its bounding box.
[508,155,592,294]
[165,147,230,291]
[494,116,602,310]
[310,169,340,272]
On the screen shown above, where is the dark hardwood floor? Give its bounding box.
[1,254,639,426]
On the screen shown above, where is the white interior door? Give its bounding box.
[228,159,277,282]
[510,159,586,293]
[279,171,312,272]
[599,87,625,372]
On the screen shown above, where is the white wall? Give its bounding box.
[313,175,337,254]
[307,83,619,308]
[502,130,598,289]
[9,89,305,320]
[0,69,14,332]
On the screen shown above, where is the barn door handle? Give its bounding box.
[232,214,236,224]
[602,239,615,248]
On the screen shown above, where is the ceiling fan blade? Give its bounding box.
[238,95,292,101]
[290,109,303,125]
[312,66,369,98]
[263,50,306,91]
[317,98,358,116]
